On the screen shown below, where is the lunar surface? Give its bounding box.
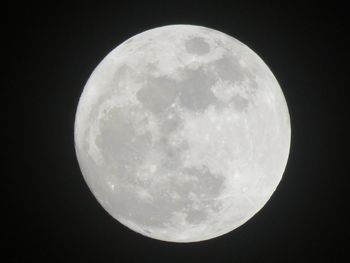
[74,25,291,242]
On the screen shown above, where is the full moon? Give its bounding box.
[74,25,291,242]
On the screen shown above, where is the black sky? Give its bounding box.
[7,1,348,262]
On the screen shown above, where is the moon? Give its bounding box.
[74,25,291,242]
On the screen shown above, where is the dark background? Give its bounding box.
[7,1,347,262]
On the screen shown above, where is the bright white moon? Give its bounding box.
[74,25,291,242]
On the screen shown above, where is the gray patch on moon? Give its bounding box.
[186,209,208,224]
[156,135,188,171]
[231,94,250,111]
[135,53,259,115]
[185,37,210,55]
[184,166,224,198]
[145,61,159,74]
[109,152,226,230]
[95,107,152,181]
[137,66,219,113]
[111,64,133,88]
[136,76,178,114]
[178,67,218,111]
[159,111,183,134]
[109,186,168,228]
[107,165,223,230]
[211,55,247,83]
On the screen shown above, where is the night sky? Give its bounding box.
[7,2,347,262]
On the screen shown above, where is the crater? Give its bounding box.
[185,37,210,55]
